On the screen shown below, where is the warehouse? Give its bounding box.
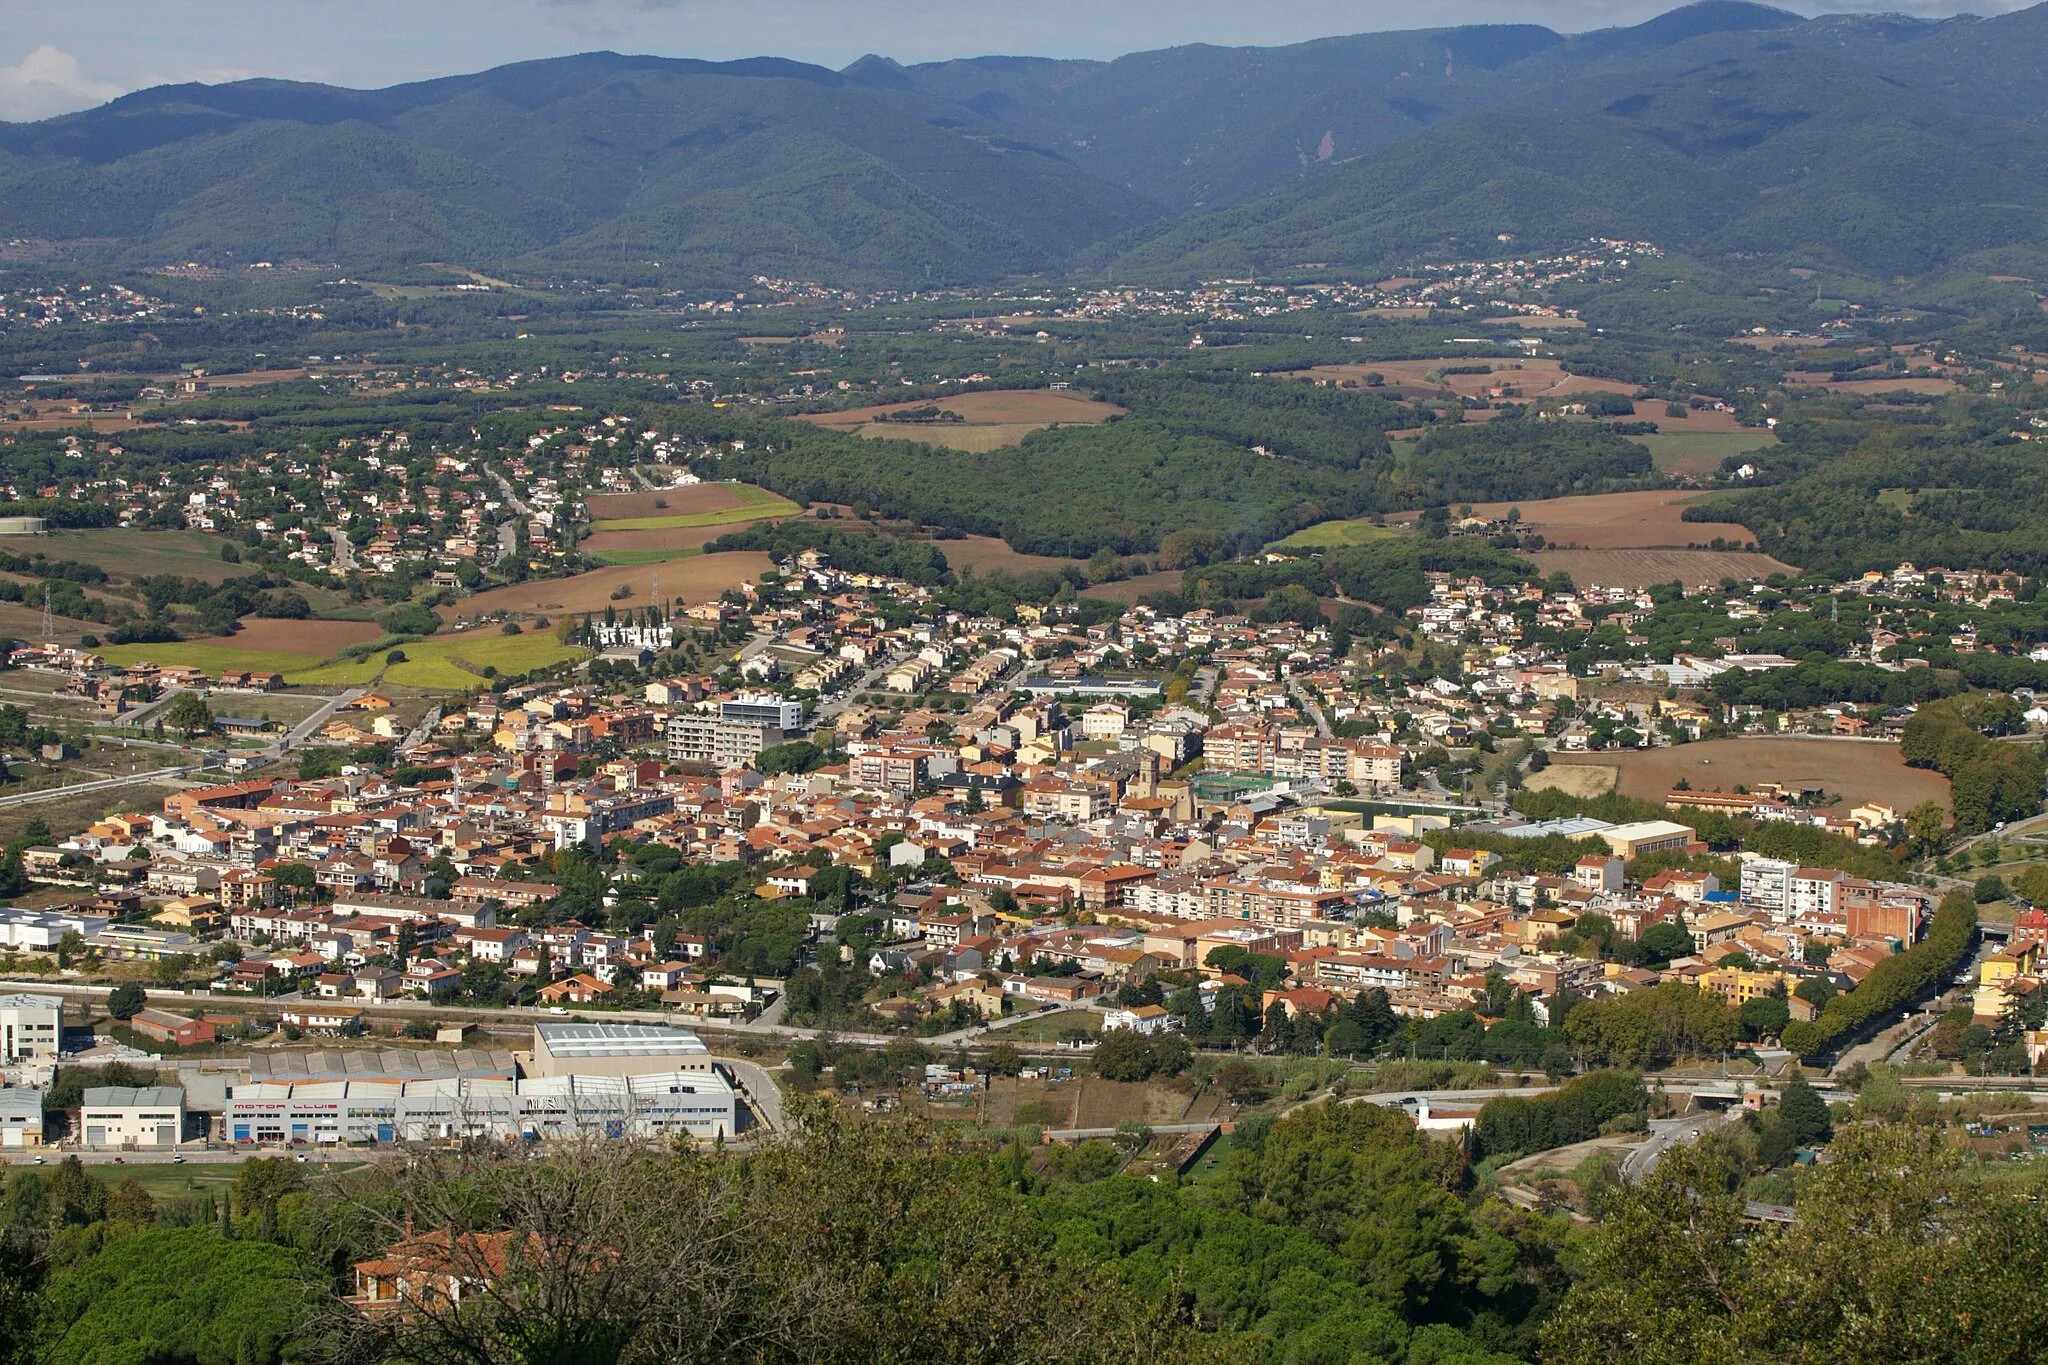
[81,1085,185,1149]
[225,1070,735,1145]
[526,1020,718,1078]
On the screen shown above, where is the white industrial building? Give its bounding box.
[81,1085,185,1148]
[224,1025,737,1145]
[0,994,61,1061]
[225,1070,735,1145]
[0,909,109,952]
[0,1087,43,1147]
[527,1020,718,1078]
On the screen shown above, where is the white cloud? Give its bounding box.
[0,45,123,122]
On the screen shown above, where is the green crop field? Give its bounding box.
[98,642,328,674]
[1269,519,1406,549]
[589,546,706,566]
[1628,431,1777,476]
[102,630,588,691]
[295,631,588,689]
[591,486,800,532]
[39,529,244,582]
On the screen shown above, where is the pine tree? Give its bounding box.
[1779,1067,1834,1146]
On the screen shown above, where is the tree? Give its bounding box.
[1778,1068,1834,1147]
[1636,921,1695,964]
[1738,994,1790,1040]
[105,983,146,1021]
[37,1227,315,1365]
[1544,1124,2048,1363]
[1794,975,1837,1008]
[1215,1061,1268,1104]
[1976,873,2009,903]
[162,692,213,738]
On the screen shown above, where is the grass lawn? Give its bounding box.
[1269,519,1406,549]
[591,486,800,532]
[588,547,706,566]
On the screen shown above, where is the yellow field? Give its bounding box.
[591,485,799,532]
[856,422,1049,452]
[295,631,588,690]
[1270,520,1406,549]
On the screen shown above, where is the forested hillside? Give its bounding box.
[21,5,2048,284]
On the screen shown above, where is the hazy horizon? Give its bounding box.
[2,0,2036,123]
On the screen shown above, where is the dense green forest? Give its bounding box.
[6,1098,2045,1365]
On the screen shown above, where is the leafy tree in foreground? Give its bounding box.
[37,1227,314,1365]
[1542,1124,2048,1364]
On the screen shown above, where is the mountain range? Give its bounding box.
[11,2,2048,286]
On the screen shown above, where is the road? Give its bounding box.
[1622,1110,1727,1182]
[496,517,520,565]
[1286,671,1332,739]
[629,465,657,491]
[328,527,356,573]
[490,468,533,517]
[261,687,367,760]
[812,651,907,726]
[396,704,443,753]
[0,761,207,809]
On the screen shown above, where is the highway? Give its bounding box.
[1621,1110,1728,1182]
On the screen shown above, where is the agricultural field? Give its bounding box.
[1270,519,1406,549]
[1069,1078,1202,1128]
[293,628,588,690]
[1629,430,1777,478]
[0,775,193,846]
[1789,375,1959,396]
[1544,736,1951,812]
[1079,570,1190,604]
[1522,764,1623,799]
[797,389,1123,451]
[38,529,245,583]
[588,483,799,533]
[584,484,750,522]
[0,601,98,645]
[1291,357,1633,402]
[1393,488,1769,553]
[855,422,1047,452]
[460,552,774,617]
[1530,547,1798,589]
[226,618,384,655]
[97,642,330,676]
[938,535,1082,577]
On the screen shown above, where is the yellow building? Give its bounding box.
[1697,967,1787,1007]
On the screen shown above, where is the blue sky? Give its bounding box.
[0,0,2030,121]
